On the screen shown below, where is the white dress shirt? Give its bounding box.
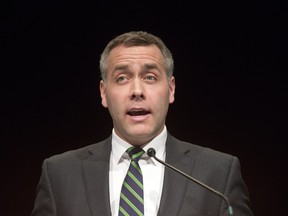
[109,126,167,216]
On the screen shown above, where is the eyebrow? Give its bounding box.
[113,63,160,72]
[142,63,160,71]
[113,63,160,77]
[113,64,129,72]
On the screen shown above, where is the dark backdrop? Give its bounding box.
[1,1,287,215]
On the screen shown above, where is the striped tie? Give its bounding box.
[119,147,145,216]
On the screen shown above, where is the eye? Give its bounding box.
[116,75,128,83]
[145,75,157,81]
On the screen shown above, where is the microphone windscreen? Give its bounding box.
[147,148,156,157]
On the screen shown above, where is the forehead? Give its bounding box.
[107,45,164,66]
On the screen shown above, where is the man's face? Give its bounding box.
[100,45,175,146]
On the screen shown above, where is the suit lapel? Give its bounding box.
[157,135,196,216]
[82,137,112,216]
[80,134,197,216]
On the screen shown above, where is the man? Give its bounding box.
[32,31,254,215]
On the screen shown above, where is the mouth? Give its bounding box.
[127,109,150,116]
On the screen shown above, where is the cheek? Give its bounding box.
[106,92,124,111]
[153,94,170,114]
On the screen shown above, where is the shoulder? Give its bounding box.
[43,136,112,165]
[167,134,242,181]
[167,133,237,165]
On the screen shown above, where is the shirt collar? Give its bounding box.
[111,126,167,164]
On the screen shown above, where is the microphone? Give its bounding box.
[147,148,234,216]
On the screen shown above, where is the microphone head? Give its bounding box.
[147,148,156,157]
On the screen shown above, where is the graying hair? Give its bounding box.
[99,31,174,82]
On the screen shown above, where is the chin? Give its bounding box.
[127,129,157,142]
[129,126,154,135]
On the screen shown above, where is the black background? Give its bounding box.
[1,1,287,215]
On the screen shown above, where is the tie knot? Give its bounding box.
[127,146,144,162]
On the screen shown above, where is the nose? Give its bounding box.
[129,79,145,100]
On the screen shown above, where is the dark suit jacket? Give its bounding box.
[31,134,253,216]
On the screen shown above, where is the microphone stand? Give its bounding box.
[147,148,234,216]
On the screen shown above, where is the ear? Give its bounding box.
[100,80,108,108]
[168,76,175,104]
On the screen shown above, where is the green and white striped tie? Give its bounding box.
[119,147,145,216]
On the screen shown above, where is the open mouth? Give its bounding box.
[127,109,150,116]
